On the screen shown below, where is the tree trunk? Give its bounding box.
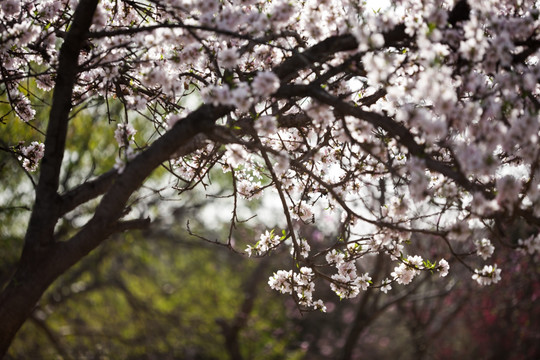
[0,247,63,356]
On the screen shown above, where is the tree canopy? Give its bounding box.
[1,0,539,356]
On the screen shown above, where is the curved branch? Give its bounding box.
[59,169,118,216]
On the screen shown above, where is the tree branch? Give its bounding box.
[62,104,231,261]
[112,218,152,233]
[274,34,359,83]
[59,169,118,216]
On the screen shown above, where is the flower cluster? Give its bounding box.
[391,256,423,285]
[245,230,281,256]
[201,71,280,111]
[250,71,281,97]
[518,234,540,255]
[291,238,311,259]
[472,265,502,286]
[437,259,450,278]
[268,267,326,311]
[18,141,45,172]
[475,238,495,261]
[114,123,137,148]
[324,247,373,298]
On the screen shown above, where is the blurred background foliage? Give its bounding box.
[1,81,539,360]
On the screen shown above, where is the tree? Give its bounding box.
[8,223,298,359]
[1,0,539,356]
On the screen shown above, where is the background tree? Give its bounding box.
[6,216,538,359]
[1,0,540,357]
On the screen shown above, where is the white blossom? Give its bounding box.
[224,144,248,169]
[1,0,21,17]
[472,265,502,286]
[354,273,371,291]
[251,71,280,97]
[326,250,345,265]
[114,123,137,148]
[19,141,45,172]
[246,230,281,256]
[475,238,495,260]
[391,263,417,285]
[380,278,392,294]
[254,115,278,136]
[231,83,253,113]
[218,48,239,69]
[437,259,450,277]
[518,234,540,255]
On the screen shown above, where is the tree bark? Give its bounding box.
[0,245,65,355]
[0,0,100,356]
